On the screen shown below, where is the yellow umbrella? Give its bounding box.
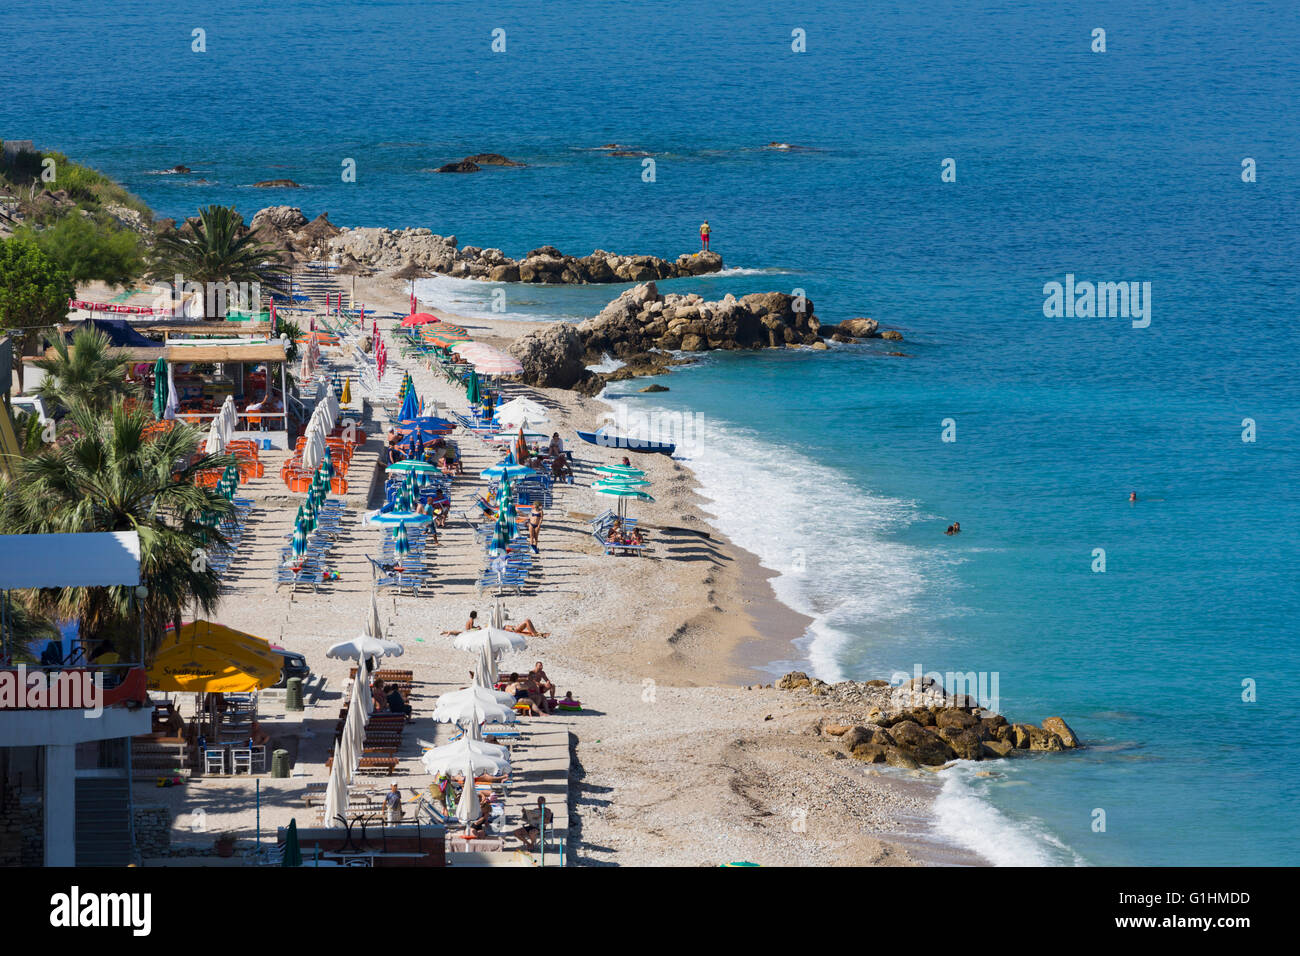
[147,621,282,693]
[341,377,352,404]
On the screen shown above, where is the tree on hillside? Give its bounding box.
[0,237,73,391]
[0,401,236,662]
[17,214,145,288]
[148,205,287,320]
[35,324,140,414]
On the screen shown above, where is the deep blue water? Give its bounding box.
[4,0,1298,866]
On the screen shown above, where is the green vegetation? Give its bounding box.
[0,400,235,661]
[0,147,152,221]
[16,214,145,287]
[35,324,141,414]
[0,237,75,390]
[148,205,288,319]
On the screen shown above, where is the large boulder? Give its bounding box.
[838,317,880,338]
[1041,717,1081,749]
[250,205,308,235]
[507,323,588,389]
[887,720,956,766]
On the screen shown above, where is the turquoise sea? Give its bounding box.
[4,0,1298,865]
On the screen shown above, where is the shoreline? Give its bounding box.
[357,272,987,866]
[74,269,987,867]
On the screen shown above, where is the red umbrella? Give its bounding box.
[401,312,441,328]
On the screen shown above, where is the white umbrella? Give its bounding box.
[496,397,548,420]
[456,762,480,825]
[475,644,497,689]
[204,417,223,455]
[420,738,511,776]
[498,406,549,428]
[452,627,527,655]
[365,590,383,641]
[164,361,180,420]
[433,685,515,725]
[327,635,404,662]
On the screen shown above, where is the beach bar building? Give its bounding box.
[0,532,150,867]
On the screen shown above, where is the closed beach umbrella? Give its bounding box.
[465,369,480,405]
[152,357,168,420]
[393,520,410,562]
[341,377,352,404]
[398,387,419,422]
[282,819,303,867]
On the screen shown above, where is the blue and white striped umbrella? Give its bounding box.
[394,520,410,561]
[291,523,308,559]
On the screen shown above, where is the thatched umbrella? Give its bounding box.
[335,254,375,308]
[390,260,431,313]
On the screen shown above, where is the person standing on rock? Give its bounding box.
[699,220,711,252]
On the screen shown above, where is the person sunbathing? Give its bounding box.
[504,618,547,637]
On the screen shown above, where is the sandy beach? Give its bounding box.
[101,271,978,867]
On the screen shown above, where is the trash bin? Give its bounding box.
[285,676,304,712]
[271,749,290,779]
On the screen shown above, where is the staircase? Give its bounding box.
[75,778,134,866]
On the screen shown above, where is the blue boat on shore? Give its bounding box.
[576,428,675,456]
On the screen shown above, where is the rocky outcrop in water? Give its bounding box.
[322,226,724,284]
[252,179,301,188]
[779,672,1082,767]
[579,281,823,355]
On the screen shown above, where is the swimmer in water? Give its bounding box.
[1129,492,1137,503]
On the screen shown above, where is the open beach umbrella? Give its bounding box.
[593,480,655,518]
[387,458,439,476]
[152,357,168,420]
[595,464,647,479]
[401,312,441,328]
[432,685,516,723]
[390,261,431,308]
[479,462,538,482]
[147,621,282,693]
[452,626,528,655]
[496,397,548,421]
[327,634,405,663]
[466,350,524,376]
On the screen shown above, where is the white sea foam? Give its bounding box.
[598,391,925,683]
[413,275,576,324]
[933,764,1087,866]
[585,353,625,373]
[706,266,798,278]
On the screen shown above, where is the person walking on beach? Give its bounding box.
[527,503,543,554]
[699,220,711,251]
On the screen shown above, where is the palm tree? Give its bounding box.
[148,205,287,320]
[34,324,140,414]
[0,594,60,664]
[0,400,236,662]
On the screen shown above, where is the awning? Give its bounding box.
[0,532,141,589]
[163,343,287,363]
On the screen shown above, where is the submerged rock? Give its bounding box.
[252,179,301,188]
[464,153,525,167]
[435,160,481,173]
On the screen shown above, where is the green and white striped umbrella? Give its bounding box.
[393,520,410,561]
[291,523,308,559]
